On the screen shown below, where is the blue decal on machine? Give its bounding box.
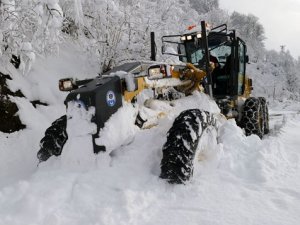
[106,90,116,107]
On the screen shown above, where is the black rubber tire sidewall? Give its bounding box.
[242,97,264,138]
[258,97,270,134]
[37,115,68,162]
[160,109,214,184]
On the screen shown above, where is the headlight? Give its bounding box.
[148,67,162,78]
[197,33,202,38]
[148,65,168,80]
[187,35,192,40]
[59,78,74,91]
[180,36,186,41]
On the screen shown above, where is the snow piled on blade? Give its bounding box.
[173,91,220,114]
[109,71,136,91]
[59,101,97,170]
[96,102,138,152]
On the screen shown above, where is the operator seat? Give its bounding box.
[213,54,231,96]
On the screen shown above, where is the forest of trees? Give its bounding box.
[0,0,300,98]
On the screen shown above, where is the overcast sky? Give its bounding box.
[219,0,300,59]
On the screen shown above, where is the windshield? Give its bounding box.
[210,45,232,67]
[182,41,232,66]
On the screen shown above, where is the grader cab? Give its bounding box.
[160,21,268,137]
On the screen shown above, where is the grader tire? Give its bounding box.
[242,97,264,138]
[37,115,68,162]
[160,109,215,184]
[258,97,270,134]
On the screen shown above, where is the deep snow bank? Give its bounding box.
[1,93,300,225]
[0,116,300,225]
[0,43,100,186]
[1,45,300,225]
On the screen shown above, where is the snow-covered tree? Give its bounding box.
[279,49,300,97]
[33,0,63,55]
[0,0,63,74]
[189,0,219,14]
[229,12,265,61]
[57,0,201,72]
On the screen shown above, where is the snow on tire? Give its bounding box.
[242,97,263,138]
[37,115,68,162]
[160,109,216,184]
[258,97,269,134]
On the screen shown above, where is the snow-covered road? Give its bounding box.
[0,108,300,225]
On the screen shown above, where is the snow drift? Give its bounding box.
[1,45,300,225]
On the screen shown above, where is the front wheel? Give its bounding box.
[37,115,68,162]
[160,109,216,184]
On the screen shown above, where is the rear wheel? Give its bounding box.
[242,97,263,138]
[160,109,215,184]
[37,115,68,162]
[258,97,269,134]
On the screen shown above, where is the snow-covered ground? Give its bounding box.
[1,46,300,225]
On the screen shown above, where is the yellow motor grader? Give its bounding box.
[38,21,269,184]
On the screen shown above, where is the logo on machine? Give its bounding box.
[106,90,116,107]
